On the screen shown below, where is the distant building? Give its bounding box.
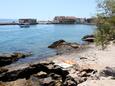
[86,18,96,24]
[75,18,81,24]
[53,16,77,24]
[76,18,96,24]
[19,19,37,25]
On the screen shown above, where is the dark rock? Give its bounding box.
[81,68,96,74]
[49,73,61,80]
[39,61,54,65]
[48,40,65,48]
[50,66,69,82]
[39,77,54,86]
[82,35,95,42]
[0,68,8,74]
[0,52,32,67]
[0,62,69,82]
[100,67,115,77]
[0,78,40,86]
[0,64,49,82]
[74,77,87,84]
[34,71,47,78]
[0,61,78,86]
[80,57,87,60]
[69,43,80,48]
[64,76,77,86]
[49,40,81,55]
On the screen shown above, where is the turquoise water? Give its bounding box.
[0,24,95,61]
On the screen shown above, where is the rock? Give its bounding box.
[0,60,100,86]
[80,57,87,60]
[100,67,115,77]
[0,78,40,86]
[0,52,32,67]
[39,61,54,65]
[48,40,80,49]
[49,40,81,55]
[48,40,65,48]
[34,71,47,78]
[68,64,98,84]
[0,68,8,74]
[0,62,69,82]
[39,77,54,86]
[82,35,95,42]
[69,43,80,48]
[49,73,61,80]
[81,69,96,73]
[0,61,78,86]
[64,76,78,86]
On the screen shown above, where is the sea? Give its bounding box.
[0,24,95,63]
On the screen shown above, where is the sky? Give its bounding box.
[0,0,97,20]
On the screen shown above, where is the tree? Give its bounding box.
[95,0,115,49]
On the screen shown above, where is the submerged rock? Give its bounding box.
[0,52,32,67]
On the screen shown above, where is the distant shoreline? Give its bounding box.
[0,22,95,26]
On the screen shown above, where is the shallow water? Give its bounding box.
[0,24,95,62]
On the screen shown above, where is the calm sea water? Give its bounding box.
[0,24,95,62]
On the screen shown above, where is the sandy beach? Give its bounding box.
[47,43,115,86]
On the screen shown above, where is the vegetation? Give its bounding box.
[95,0,115,49]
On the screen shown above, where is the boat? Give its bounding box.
[19,23,30,28]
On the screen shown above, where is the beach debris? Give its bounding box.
[53,57,76,68]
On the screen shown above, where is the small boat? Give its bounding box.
[19,23,30,28]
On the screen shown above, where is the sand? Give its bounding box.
[48,43,115,86]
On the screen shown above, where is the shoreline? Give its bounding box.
[0,43,115,85]
[49,43,115,86]
[0,23,95,26]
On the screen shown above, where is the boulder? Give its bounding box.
[100,67,115,77]
[0,68,8,74]
[64,76,78,86]
[0,52,32,67]
[0,62,69,82]
[48,40,65,48]
[0,61,78,86]
[0,61,100,86]
[82,35,95,42]
[38,77,54,86]
[34,71,47,78]
[0,78,40,86]
[48,40,81,55]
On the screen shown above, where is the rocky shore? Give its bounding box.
[0,40,115,86]
[0,52,32,67]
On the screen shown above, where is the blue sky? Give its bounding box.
[0,0,97,20]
